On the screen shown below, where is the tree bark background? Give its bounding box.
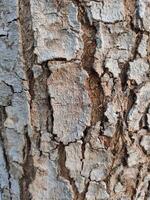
[0,0,150,199]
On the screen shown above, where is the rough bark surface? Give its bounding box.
[0,0,150,200]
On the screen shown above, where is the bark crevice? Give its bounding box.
[58,143,79,200]
[18,0,36,198]
[73,0,104,126]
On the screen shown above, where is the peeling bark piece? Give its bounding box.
[0,0,20,72]
[48,65,91,144]
[65,141,85,193]
[105,59,120,78]
[103,102,118,137]
[0,72,23,93]
[89,1,103,21]
[4,128,25,169]
[86,181,109,200]
[97,23,113,52]
[140,135,150,154]
[90,0,125,23]
[128,82,150,131]
[0,0,17,23]
[0,82,12,106]
[32,65,43,79]
[101,74,114,97]
[127,145,144,167]
[114,182,125,193]
[4,93,30,133]
[67,3,80,32]
[65,142,82,177]
[128,59,149,84]
[105,103,118,124]
[137,0,150,32]
[138,34,148,57]
[29,156,73,200]
[115,31,136,51]
[81,143,111,181]
[87,122,105,150]
[30,0,83,63]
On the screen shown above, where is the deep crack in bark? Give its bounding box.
[58,143,79,200]
[74,0,104,126]
[18,0,36,198]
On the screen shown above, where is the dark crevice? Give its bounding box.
[81,126,90,171]
[73,0,104,126]
[0,34,7,37]
[20,126,36,200]
[33,63,52,155]
[58,143,79,200]
[131,30,143,60]
[36,129,42,156]
[134,165,142,199]
[8,18,18,24]
[18,0,35,71]
[105,119,125,195]
[144,181,150,200]
[110,119,124,155]
[26,68,35,104]
[44,63,54,137]
[18,0,36,198]
[119,62,129,91]
[139,104,150,131]
[48,58,67,62]
[121,143,128,167]
[79,181,90,200]
[124,89,137,127]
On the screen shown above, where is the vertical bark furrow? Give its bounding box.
[18,0,36,198]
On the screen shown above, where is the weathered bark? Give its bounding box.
[0,0,150,199]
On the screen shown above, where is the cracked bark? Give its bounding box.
[0,0,150,200]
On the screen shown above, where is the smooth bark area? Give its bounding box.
[0,0,150,199]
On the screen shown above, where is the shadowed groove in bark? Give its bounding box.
[35,62,52,155]
[18,0,36,198]
[73,0,104,126]
[58,143,79,200]
[104,119,125,195]
[44,62,54,138]
[20,126,36,200]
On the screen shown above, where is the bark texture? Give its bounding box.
[0,0,150,199]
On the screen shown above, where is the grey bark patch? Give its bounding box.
[48,64,91,144]
[30,0,83,63]
[0,82,13,106]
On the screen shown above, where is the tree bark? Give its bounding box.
[0,0,150,199]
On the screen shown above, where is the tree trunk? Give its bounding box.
[0,0,150,199]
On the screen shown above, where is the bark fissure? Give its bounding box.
[74,0,104,126]
[58,143,79,200]
[20,126,36,200]
[18,0,36,198]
